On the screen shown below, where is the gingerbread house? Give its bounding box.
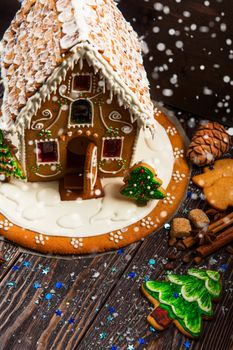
[0,0,156,200]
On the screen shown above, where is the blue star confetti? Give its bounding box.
[219,264,228,272]
[184,340,191,349]
[108,306,116,314]
[138,338,145,344]
[173,293,179,299]
[99,332,107,340]
[45,293,53,300]
[107,315,113,322]
[127,345,134,350]
[149,326,156,333]
[111,346,117,350]
[128,272,137,278]
[42,267,50,275]
[149,259,156,266]
[12,265,19,271]
[68,318,75,324]
[117,248,124,255]
[55,309,62,316]
[55,282,63,289]
[23,261,30,267]
[33,282,41,289]
[6,281,16,287]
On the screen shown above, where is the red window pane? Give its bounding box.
[103,139,122,158]
[73,75,91,91]
[37,141,58,163]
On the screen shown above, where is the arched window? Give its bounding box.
[71,99,93,126]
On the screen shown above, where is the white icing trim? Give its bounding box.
[99,104,109,130]
[70,0,89,42]
[98,165,125,175]
[20,125,27,177]
[2,43,155,135]
[130,124,142,166]
[34,170,62,178]
[90,145,98,190]
[31,109,53,131]
[108,111,133,134]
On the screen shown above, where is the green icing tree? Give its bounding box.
[142,269,221,338]
[120,163,166,205]
[0,130,25,181]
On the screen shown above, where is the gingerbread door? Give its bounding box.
[60,139,104,200]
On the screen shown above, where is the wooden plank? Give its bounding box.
[0,241,21,276]
[0,244,140,350]
[77,114,232,349]
[77,197,233,350]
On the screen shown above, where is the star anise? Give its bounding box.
[192,228,216,246]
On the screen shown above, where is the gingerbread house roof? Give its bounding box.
[0,0,155,132]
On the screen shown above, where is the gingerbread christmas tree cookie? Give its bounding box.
[0,130,25,182]
[120,162,166,205]
[142,268,221,338]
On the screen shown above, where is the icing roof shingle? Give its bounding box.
[0,0,154,130]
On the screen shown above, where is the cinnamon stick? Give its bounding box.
[196,227,233,257]
[183,212,233,249]
[208,212,233,234]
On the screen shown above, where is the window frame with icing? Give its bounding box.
[71,73,93,93]
[68,98,94,128]
[35,139,60,165]
[101,137,124,160]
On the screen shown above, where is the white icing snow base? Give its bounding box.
[0,123,174,238]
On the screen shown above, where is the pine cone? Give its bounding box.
[187,122,231,166]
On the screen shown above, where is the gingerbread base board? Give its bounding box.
[0,111,190,254]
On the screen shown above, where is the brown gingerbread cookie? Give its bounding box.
[192,159,233,210]
[142,268,222,339]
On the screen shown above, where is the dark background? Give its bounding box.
[1,0,233,125]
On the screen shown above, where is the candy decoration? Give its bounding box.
[0,130,25,182]
[120,162,166,206]
[187,121,231,166]
[142,268,221,338]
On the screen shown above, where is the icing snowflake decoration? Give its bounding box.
[141,217,155,228]
[71,238,84,249]
[0,219,13,231]
[109,231,124,243]
[166,126,177,136]
[35,234,49,245]
[173,147,184,159]
[163,193,175,205]
[173,170,186,183]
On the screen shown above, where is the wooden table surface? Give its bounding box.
[0,110,232,350]
[0,1,233,350]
